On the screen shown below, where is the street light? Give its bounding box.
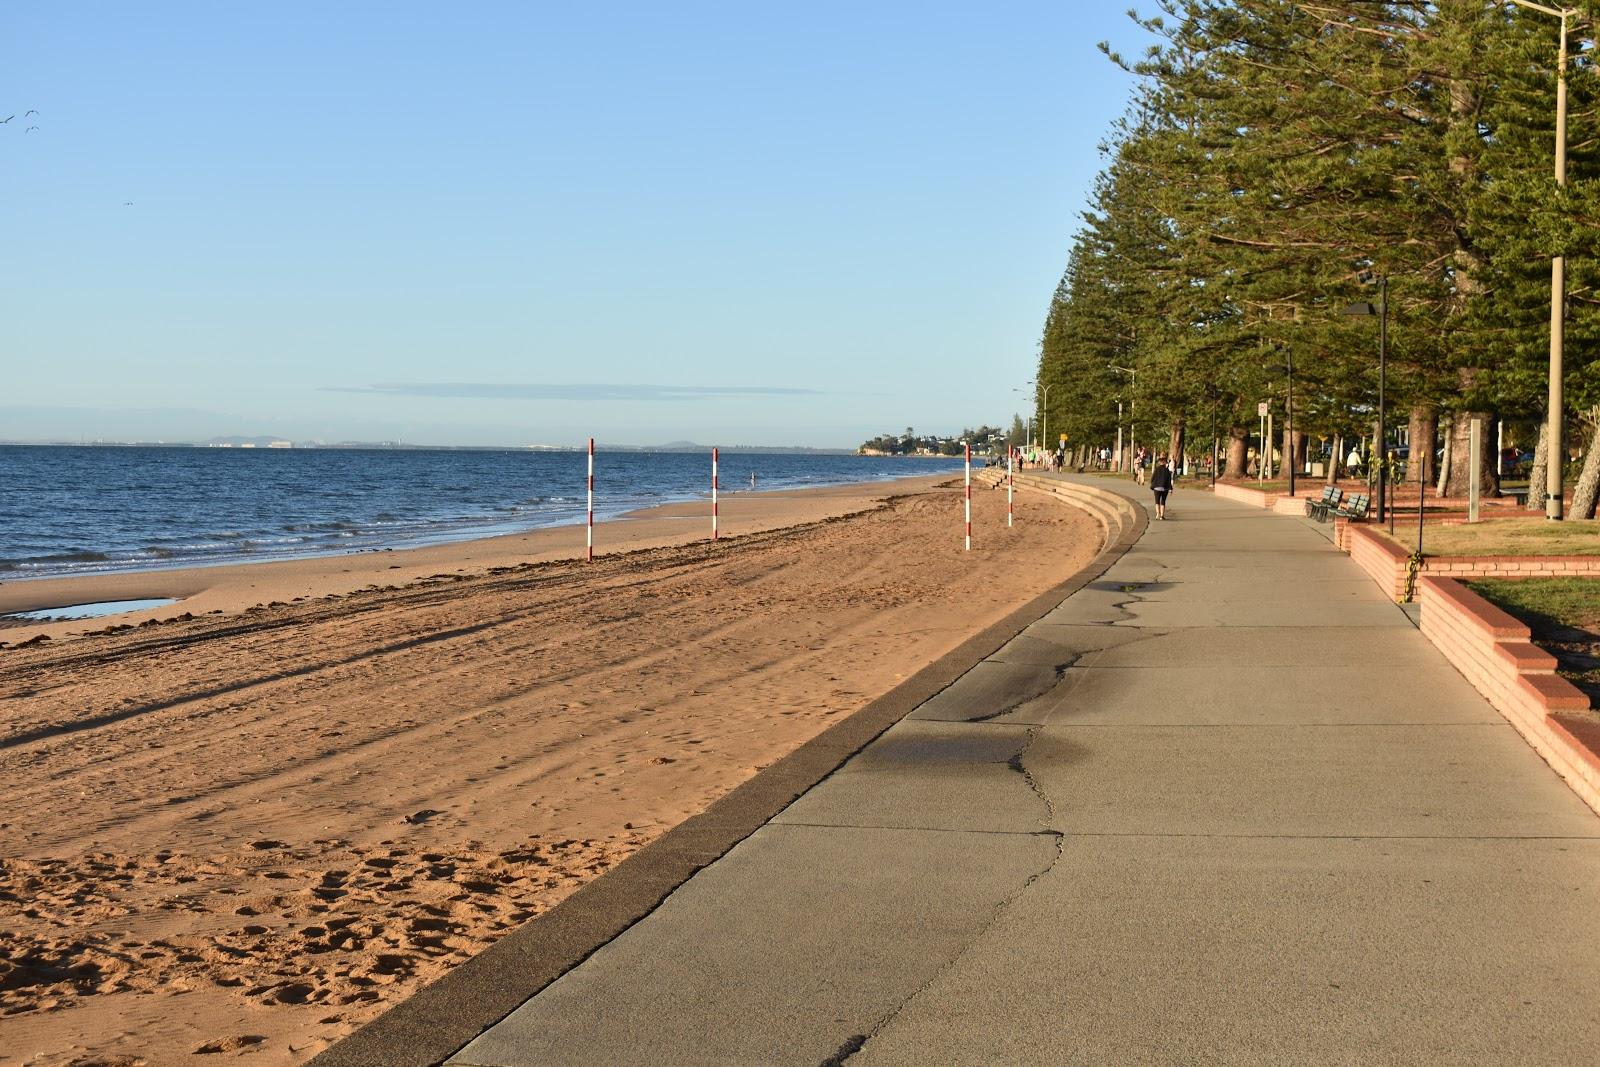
[1344,275,1388,525]
[1014,384,1033,451]
[1110,364,1136,472]
[1039,382,1054,457]
[1286,346,1296,498]
[1209,395,1218,489]
[1115,398,1124,470]
[1507,0,1582,519]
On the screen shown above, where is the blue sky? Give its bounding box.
[3,3,1149,447]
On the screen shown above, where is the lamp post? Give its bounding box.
[1116,399,1124,471]
[1110,364,1136,471]
[1508,0,1581,519]
[1014,384,1033,453]
[1343,275,1388,524]
[1285,347,1296,498]
[1210,396,1218,489]
[1039,382,1054,458]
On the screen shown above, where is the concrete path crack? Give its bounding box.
[968,656,1079,722]
[831,720,1064,1064]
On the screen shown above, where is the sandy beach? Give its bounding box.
[1,476,1099,1066]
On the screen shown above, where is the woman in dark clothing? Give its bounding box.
[1150,455,1173,520]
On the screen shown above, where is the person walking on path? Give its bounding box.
[1134,446,1147,486]
[1150,454,1173,519]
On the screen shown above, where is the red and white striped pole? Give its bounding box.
[964,441,972,551]
[586,437,595,562]
[1007,446,1014,527]
[712,447,720,540]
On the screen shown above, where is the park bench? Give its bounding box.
[1332,493,1370,522]
[1307,486,1343,521]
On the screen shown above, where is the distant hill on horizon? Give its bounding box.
[0,437,862,454]
[643,441,854,455]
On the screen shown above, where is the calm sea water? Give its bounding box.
[0,446,965,580]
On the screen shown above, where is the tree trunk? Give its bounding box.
[1280,428,1309,481]
[1407,406,1437,489]
[1226,428,1248,479]
[1367,425,1378,493]
[1327,435,1343,485]
[1441,411,1499,500]
[1527,422,1549,512]
[1169,421,1186,468]
[1571,411,1600,520]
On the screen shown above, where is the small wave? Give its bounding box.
[282,519,362,533]
[25,550,112,564]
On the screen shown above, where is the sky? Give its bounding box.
[3,2,1152,448]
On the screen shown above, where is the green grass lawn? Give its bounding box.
[1466,577,1600,633]
[1389,517,1600,558]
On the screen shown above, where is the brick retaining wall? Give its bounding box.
[1417,576,1600,816]
[1211,482,1278,508]
[1343,525,1600,602]
[1348,525,1412,601]
[1425,557,1600,578]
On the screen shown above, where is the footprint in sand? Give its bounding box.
[194,1034,267,1054]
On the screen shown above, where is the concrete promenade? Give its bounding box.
[450,476,1600,1065]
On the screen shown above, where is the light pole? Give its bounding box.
[1508,0,1582,519]
[1210,396,1218,489]
[1039,382,1054,457]
[1014,384,1033,454]
[1115,399,1124,470]
[1286,347,1296,498]
[1110,365,1136,471]
[1344,275,1388,524]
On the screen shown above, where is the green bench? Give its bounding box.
[1308,486,1343,521]
[1333,493,1370,522]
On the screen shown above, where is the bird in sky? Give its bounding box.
[123,201,133,206]
[0,115,13,124]
[25,126,39,133]
[24,110,37,117]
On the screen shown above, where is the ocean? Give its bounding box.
[0,446,966,580]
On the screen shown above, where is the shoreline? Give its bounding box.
[0,475,950,640]
[0,453,967,590]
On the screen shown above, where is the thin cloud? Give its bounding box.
[324,383,825,401]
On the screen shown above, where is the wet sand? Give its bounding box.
[0,479,951,640]
[0,476,1099,1066]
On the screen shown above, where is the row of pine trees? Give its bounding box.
[1038,1,1600,515]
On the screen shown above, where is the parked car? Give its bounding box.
[1390,445,1445,462]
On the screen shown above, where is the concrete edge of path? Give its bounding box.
[309,482,1148,1067]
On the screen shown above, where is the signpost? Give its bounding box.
[1469,418,1483,524]
[1257,402,1269,485]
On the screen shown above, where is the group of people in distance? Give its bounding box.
[1010,443,1178,521]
